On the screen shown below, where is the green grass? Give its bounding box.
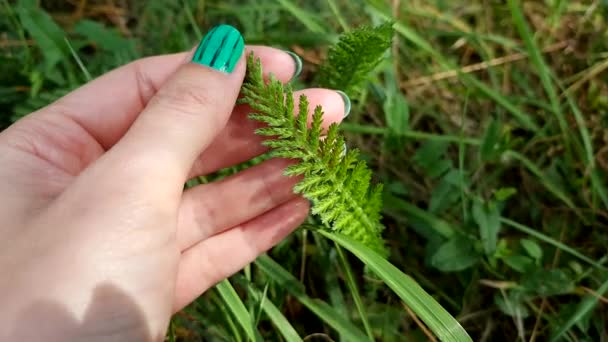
[2,0,608,340]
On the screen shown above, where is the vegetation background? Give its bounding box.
[1,0,608,341]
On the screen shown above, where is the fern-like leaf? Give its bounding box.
[241,54,387,256]
[316,22,394,97]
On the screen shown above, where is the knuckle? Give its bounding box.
[151,79,217,117]
[131,59,159,106]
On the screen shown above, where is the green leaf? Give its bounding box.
[73,19,133,52]
[520,269,574,296]
[255,255,370,342]
[479,118,502,162]
[430,234,480,272]
[494,292,530,318]
[502,255,534,273]
[320,231,472,342]
[412,140,452,179]
[494,187,517,201]
[242,54,386,255]
[16,0,69,75]
[472,200,501,256]
[520,239,543,262]
[429,169,462,213]
[383,77,410,135]
[551,277,608,341]
[501,218,606,271]
[215,279,262,342]
[317,22,393,97]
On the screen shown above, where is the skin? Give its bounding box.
[0,45,345,341]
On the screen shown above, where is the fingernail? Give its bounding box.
[336,90,351,118]
[284,50,303,81]
[192,25,245,73]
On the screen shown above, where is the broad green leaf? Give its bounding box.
[255,254,370,342]
[494,292,530,318]
[384,87,410,135]
[502,255,534,273]
[494,187,517,201]
[74,20,133,52]
[16,0,68,75]
[472,200,501,256]
[430,234,480,272]
[520,239,543,262]
[412,140,451,179]
[215,279,262,342]
[320,231,473,342]
[429,169,462,213]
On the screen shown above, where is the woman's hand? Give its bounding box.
[0,25,347,341]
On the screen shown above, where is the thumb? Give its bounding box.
[115,25,245,177]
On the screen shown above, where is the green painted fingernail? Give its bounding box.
[336,90,351,118]
[192,25,244,73]
[285,50,303,80]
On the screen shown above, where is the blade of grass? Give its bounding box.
[501,217,607,270]
[210,292,244,342]
[64,38,91,81]
[507,0,569,148]
[248,285,303,342]
[255,254,370,342]
[274,0,326,33]
[335,243,374,340]
[384,194,456,239]
[551,276,608,341]
[326,0,349,32]
[215,279,262,342]
[319,231,472,342]
[341,123,481,145]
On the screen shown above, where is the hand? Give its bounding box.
[0,26,347,341]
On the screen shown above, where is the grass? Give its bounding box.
[2,0,608,340]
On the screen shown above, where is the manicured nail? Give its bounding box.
[192,25,244,73]
[336,90,351,118]
[285,50,303,81]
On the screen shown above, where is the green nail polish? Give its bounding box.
[285,51,303,80]
[192,25,244,73]
[336,90,351,118]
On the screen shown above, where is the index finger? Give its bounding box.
[45,46,299,150]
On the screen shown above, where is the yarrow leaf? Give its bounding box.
[240,54,387,256]
[316,22,394,97]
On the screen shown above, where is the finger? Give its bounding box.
[106,25,249,180]
[47,45,299,150]
[178,158,301,251]
[188,88,349,178]
[173,197,309,311]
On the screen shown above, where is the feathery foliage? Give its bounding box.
[316,22,393,97]
[240,54,386,256]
